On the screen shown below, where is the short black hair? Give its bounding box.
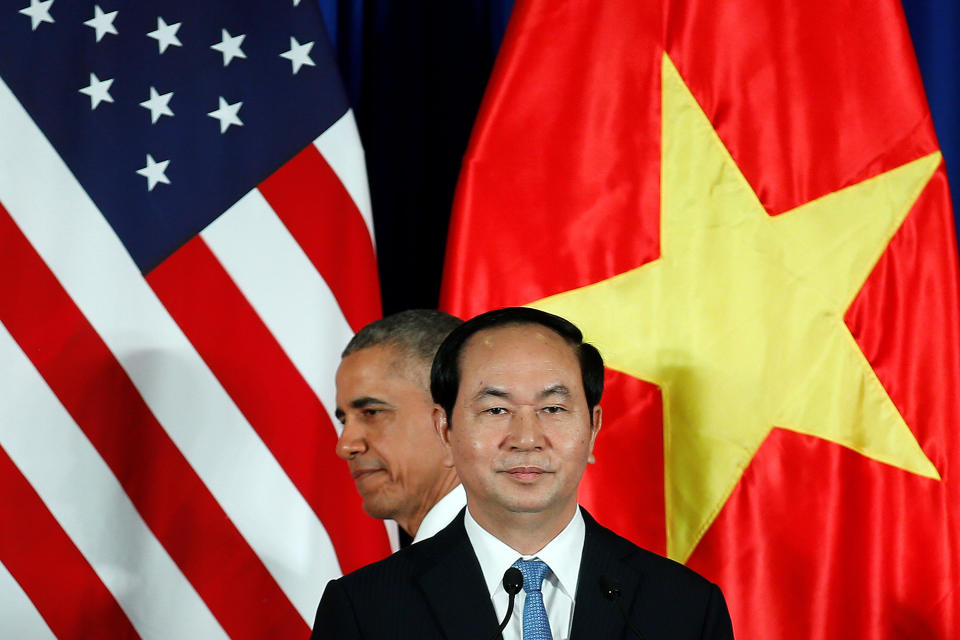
[430,307,604,423]
[343,310,463,371]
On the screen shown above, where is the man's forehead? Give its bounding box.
[458,324,582,387]
[463,323,576,358]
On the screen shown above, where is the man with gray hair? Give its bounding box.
[335,309,465,542]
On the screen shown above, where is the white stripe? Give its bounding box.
[313,109,376,247]
[0,324,227,640]
[202,188,352,437]
[0,77,341,623]
[0,559,56,640]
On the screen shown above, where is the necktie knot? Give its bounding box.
[513,559,550,594]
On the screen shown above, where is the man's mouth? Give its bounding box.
[505,466,548,482]
[351,468,384,481]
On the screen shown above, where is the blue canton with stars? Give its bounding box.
[1,0,349,273]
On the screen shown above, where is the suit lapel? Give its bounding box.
[569,509,642,640]
[417,511,501,640]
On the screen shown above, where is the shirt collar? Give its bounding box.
[464,505,585,599]
[413,484,466,543]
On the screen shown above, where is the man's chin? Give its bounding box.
[361,495,401,522]
[495,487,581,518]
[501,495,558,515]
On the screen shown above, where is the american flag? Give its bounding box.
[0,1,392,637]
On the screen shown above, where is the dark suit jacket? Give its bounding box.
[312,508,733,639]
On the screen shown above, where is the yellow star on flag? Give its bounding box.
[531,54,942,563]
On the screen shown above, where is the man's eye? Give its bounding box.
[361,409,382,417]
[486,407,508,415]
[542,405,565,414]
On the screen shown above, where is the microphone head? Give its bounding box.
[503,567,523,596]
[598,573,622,601]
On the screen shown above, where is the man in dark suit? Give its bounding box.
[334,310,465,544]
[313,307,734,639]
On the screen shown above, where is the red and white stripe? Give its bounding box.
[0,71,390,638]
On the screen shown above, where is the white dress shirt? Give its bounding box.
[464,507,585,640]
[412,484,467,543]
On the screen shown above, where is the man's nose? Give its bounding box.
[336,421,368,460]
[506,408,545,450]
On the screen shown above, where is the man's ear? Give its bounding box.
[587,405,602,465]
[433,405,455,467]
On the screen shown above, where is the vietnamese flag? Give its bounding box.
[440,1,960,638]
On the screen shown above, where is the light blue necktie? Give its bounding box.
[512,559,553,640]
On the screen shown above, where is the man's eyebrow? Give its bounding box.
[472,387,510,402]
[470,385,572,403]
[538,384,571,400]
[336,397,388,421]
[350,396,389,409]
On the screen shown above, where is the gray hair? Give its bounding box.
[343,310,463,369]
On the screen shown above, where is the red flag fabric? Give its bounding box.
[441,1,960,637]
[0,2,390,637]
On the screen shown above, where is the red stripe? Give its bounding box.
[0,203,307,638]
[0,445,140,639]
[148,236,392,574]
[259,144,382,333]
[581,369,666,556]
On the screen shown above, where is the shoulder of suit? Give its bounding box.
[582,508,720,591]
[334,512,465,589]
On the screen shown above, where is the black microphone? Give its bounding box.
[488,567,523,640]
[599,574,646,640]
